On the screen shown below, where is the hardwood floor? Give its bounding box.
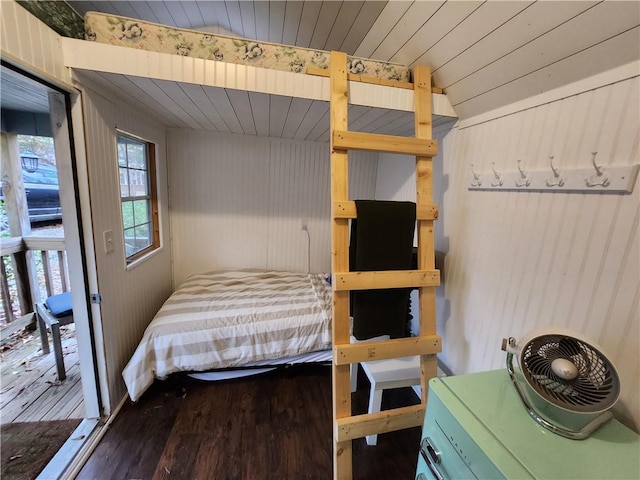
[1,326,84,423]
[78,364,422,480]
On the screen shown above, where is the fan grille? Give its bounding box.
[521,334,619,413]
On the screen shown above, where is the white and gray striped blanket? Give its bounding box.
[122,270,333,401]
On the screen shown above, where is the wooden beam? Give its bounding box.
[0,312,34,341]
[307,66,444,93]
[335,404,425,442]
[333,130,437,157]
[0,237,26,255]
[307,66,414,90]
[329,50,352,480]
[334,336,441,365]
[333,270,439,291]
[23,236,66,251]
[414,65,440,403]
[333,201,437,220]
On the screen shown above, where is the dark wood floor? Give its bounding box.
[77,364,422,480]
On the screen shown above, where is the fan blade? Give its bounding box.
[524,353,550,377]
[558,337,582,357]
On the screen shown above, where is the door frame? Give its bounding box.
[1,60,108,478]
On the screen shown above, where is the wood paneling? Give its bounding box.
[167,130,377,287]
[437,77,639,432]
[375,75,639,433]
[79,85,173,411]
[0,0,71,86]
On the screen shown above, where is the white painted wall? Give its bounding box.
[376,75,640,432]
[0,0,72,87]
[167,130,377,287]
[79,84,173,411]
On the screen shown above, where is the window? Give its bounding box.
[117,133,159,263]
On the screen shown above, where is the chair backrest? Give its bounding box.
[349,200,415,340]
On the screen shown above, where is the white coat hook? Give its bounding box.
[515,159,530,187]
[491,162,503,187]
[585,152,610,187]
[470,164,482,187]
[545,155,565,187]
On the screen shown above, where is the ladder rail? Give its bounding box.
[330,50,353,480]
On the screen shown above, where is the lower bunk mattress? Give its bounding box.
[122,270,333,401]
[83,11,411,82]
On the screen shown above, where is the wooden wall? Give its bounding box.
[79,85,173,411]
[376,75,639,432]
[0,0,71,86]
[167,129,377,287]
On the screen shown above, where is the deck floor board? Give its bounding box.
[1,326,84,424]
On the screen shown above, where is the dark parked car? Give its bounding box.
[23,165,62,223]
[0,164,62,224]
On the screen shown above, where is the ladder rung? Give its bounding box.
[332,130,437,156]
[334,335,441,365]
[335,404,425,442]
[333,270,439,291]
[333,201,438,220]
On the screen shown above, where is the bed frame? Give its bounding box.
[328,52,441,479]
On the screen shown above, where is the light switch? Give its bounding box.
[103,229,114,254]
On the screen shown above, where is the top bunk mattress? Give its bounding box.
[83,11,411,83]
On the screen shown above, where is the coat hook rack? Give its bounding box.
[585,152,610,187]
[545,155,565,187]
[491,162,503,187]
[470,164,482,187]
[515,159,530,187]
[468,152,638,194]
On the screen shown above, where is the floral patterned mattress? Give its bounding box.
[83,12,411,82]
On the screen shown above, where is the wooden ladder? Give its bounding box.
[329,51,442,480]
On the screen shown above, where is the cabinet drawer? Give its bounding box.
[420,420,476,480]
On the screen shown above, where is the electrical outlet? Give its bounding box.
[301,218,308,231]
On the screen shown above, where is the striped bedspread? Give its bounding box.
[122,270,333,401]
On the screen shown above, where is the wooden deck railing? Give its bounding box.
[0,235,68,341]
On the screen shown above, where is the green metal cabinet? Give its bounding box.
[417,370,640,480]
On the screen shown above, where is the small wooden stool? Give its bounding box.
[350,335,421,445]
[36,292,74,381]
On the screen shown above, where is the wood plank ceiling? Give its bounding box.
[5,1,639,140]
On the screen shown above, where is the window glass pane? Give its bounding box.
[119,167,130,197]
[134,223,151,248]
[127,141,146,169]
[128,169,148,197]
[124,226,137,257]
[133,200,149,225]
[122,201,134,229]
[117,133,157,262]
[117,138,128,167]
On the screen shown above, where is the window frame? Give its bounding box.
[116,131,160,264]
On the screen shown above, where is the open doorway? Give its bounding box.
[1,62,101,479]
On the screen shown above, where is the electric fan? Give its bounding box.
[501,328,620,440]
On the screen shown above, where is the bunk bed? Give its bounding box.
[61,14,456,130]
[62,13,450,479]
